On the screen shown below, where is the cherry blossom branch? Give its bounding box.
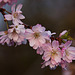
[0,8,65,44]
[0,3,75,71]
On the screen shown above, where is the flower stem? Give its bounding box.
[4,18,9,29]
[0,8,9,29]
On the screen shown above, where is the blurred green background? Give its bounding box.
[0,0,75,75]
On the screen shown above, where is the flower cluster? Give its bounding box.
[0,2,75,70]
[0,4,26,46]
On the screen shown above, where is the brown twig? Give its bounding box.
[0,8,9,29]
[23,23,32,29]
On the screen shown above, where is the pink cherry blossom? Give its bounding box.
[25,24,49,49]
[61,41,75,63]
[42,40,62,63]
[8,25,26,45]
[8,24,25,34]
[5,4,25,25]
[0,24,26,46]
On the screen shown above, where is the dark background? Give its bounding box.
[0,0,75,75]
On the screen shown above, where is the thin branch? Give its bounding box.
[0,8,9,29]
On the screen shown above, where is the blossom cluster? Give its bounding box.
[0,2,75,70]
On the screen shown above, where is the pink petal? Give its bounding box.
[20,29,25,33]
[32,24,46,32]
[39,37,46,44]
[0,31,5,35]
[53,55,61,63]
[59,30,67,37]
[17,19,23,24]
[29,38,36,47]
[64,41,72,48]
[68,47,75,55]
[33,45,38,49]
[68,47,75,51]
[51,60,56,65]
[16,4,23,12]
[12,34,18,42]
[0,0,2,2]
[25,29,34,33]
[11,4,16,13]
[13,19,19,25]
[18,14,25,19]
[0,38,5,43]
[52,40,59,49]
[18,25,24,28]
[37,48,43,55]
[5,14,12,20]
[25,33,33,39]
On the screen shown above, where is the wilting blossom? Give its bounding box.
[0,0,17,7]
[59,30,67,37]
[5,4,25,25]
[7,25,27,45]
[61,41,75,63]
[42,40,62,64]
[0,31,13,46]
[25,24,49,49]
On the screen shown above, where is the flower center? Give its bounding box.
[46,39,50,43]
[4,31,8,35]
[51,51,56,56]
[13,13,18,18]
[65,50,69,56]
[15,26,18,28]
[34,32,40,38]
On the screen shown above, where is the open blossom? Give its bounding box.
[25,24,49,49]
[0,0,17,7]
[8,25,26,45]
[61,41,75,63]
[0,31,14,46]
[5,4,25,25]
[0,24,26,46]
[8,24,25,34]
[42,40,62,64]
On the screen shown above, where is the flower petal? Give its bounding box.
[29,38,36,47]
[11,4,16,13]
[16,4,23,12]
[5,14,12,20]
[52,40,59,49]
[18,14,25,19]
